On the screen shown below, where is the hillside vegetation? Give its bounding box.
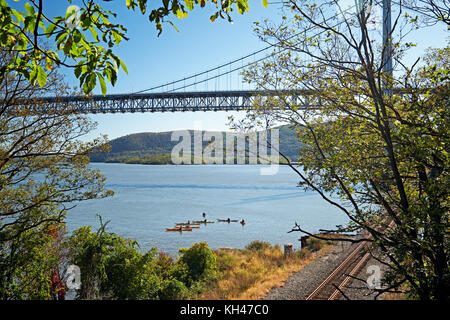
[90,125,301,164]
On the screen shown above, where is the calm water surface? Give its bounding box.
[66,163,348,255]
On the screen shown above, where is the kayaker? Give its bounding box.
[227,218,230,223]
[202,212,206,218]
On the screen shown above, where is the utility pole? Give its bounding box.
[382,0,393,95]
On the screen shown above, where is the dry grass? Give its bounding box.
[199,240,335,300]
[380,291,407,300]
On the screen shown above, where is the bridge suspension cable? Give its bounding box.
[131,2,359,95]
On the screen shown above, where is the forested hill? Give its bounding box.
[89,125,301,164]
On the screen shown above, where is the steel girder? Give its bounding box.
[12,90,319,114]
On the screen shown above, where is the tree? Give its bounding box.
[68,215,164,300]
[238,0,449,300]
[178,241,217,283]
[403,0,450,26]
[0,221,68,299]
[0,0,259,299]
[0,47,113,299]
[0,0,253,95]
[68,216,211,300]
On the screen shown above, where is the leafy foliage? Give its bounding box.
[0,48,112,299]
[0,222,67,299]
[0,0,253,95]
[68,217,219,299]
[179,242,217,283]
[240,0,449,300]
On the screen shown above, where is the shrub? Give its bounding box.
[159,279,189,300]
[296,249,312,259]
[245,241,271,251]
[154,252,176,279]
[69,217,164,300]
[307,238,323,252]
[179,242,217,282]
[216,250,238,272]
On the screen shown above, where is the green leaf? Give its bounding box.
[82,73,97,93]
[65,5,79,20]
[45,23,58,37]
[97,73,107,96]
[138,0,147,13]
[112,30,122,45]
[63,35,73,55]
[185,0,194,11]
[72,29,82,43]
[89,26,99,42]
[175,9,187,19]
[29,65,37,84]
[36,65,47,87]
[210,12,218,22]
[74,65,82,79]
[119,58,128,75]
[24,2,35,15]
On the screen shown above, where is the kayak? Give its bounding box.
[217,219,239,222]
[192,220,215,224]
[175,222,200,226]
[166,227,192,232]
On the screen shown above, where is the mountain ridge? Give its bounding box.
[89,125,301,164]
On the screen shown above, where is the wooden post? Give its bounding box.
[284,243,293,258]
[300,236,309,250]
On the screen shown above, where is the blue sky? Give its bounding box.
[42,0,285,141]
[13,1,449,141]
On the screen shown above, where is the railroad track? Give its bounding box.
[305,219,395,300]
[305,240,370,300]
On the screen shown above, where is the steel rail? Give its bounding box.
[305,241,367,300]
[327,219,397,300]
[328,251,372,300]
[306,218,396,300]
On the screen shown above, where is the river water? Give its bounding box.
[66,163,348,255]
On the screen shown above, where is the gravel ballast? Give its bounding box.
[263,241,354,300]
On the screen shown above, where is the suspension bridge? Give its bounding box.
[12,1,416,115]
[10,3,353,115]
[22,90,321,114]
[17,24,312,114]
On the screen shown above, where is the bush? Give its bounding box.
[307,238,323,252]
[68,217,164,300]
[296,249,312,259]
[245,241,272,251]
[179,242,217,282]
[159,279,189,300]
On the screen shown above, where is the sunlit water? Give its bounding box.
[66,163,348,256]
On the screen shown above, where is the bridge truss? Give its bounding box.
[15,90,319,114]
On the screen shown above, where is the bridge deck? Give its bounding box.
[11,88,412,114]
[13,90,317,114]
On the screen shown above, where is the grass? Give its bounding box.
[199,239,336,300]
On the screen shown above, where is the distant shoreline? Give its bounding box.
[91,160,298,166]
